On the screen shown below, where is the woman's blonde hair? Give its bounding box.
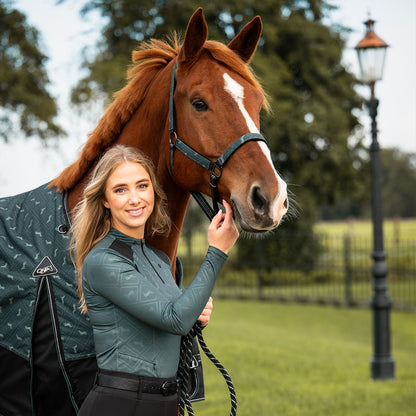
[71,145,171,313]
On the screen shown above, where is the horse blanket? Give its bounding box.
[0,183,96,415]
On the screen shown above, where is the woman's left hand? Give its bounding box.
[198,297,213,327]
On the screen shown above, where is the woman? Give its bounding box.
[72,145,239,415]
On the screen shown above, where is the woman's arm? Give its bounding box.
[83,200,238,335]
[83,246,227,335]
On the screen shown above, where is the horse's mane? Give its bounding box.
[50,35,268,192]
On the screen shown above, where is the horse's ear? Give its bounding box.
[228,16,262,63]
[178,8,208,64]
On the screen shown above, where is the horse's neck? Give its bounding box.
[148,166,191,263]
[68,89,190,266]
[115,105,191,263]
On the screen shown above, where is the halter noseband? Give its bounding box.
[168,61,267,220]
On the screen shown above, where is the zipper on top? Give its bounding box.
[140,242,166,284]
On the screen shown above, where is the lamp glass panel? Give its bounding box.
[357,47,387,82]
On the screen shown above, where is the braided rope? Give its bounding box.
[178,330,195,416]
[178,324,237,416]
[195,325,237,416]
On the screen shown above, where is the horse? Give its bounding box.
[0,8,288,415]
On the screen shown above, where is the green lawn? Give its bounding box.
[315,218,416,240]
[214,279,416,310]
[191,300,415,416]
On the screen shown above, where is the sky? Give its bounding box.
[0,0,415,197]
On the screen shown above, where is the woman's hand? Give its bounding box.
[198,297,213,327]
[207,200,239,254]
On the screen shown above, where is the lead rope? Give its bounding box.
[195,325,238,415]
[178,324,237,416]
[178,328,196,416]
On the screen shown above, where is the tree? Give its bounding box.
[0,0,64,141]
[320,148,416,220]
[382,148,416,218]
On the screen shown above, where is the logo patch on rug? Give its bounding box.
[32,256,58,277]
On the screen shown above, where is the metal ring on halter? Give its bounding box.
[169,130,178,146]
[209,162,222,181]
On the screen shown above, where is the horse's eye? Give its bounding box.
[192,99,208,112]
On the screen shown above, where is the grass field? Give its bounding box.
[214,278,416,309]
[315,218,416,240]
[190,300,415,416]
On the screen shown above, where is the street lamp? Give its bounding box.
[355,18,395,380]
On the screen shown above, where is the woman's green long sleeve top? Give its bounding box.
[82,228,227,379]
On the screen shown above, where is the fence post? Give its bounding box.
[343,233,353,306]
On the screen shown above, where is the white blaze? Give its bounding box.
[223,73,288,222]
[223,73,259,133]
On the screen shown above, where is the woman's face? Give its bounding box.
[103,161,155,239]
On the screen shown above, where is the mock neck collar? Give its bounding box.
[109,227,145,245]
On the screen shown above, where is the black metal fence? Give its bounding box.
[179,232,416,312]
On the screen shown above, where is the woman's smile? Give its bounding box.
[126,207,144,216]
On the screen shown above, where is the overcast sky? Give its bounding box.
[0,0,415,197]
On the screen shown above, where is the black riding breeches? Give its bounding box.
[77,369,179,416]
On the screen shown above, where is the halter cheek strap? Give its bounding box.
[168,61,267,220]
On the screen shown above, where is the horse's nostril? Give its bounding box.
[251,186,266,215]
[284,198,288,209]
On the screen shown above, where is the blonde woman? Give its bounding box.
[73,145,239,415]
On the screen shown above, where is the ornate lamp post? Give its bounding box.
[355,18,395,380]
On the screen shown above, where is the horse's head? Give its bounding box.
[169,9,288,233]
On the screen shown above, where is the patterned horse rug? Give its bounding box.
[0,183,96,416]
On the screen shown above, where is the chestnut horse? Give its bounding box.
[50,8,288,262]
[0,8,287,415]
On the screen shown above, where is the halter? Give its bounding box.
[168,61,267,220]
